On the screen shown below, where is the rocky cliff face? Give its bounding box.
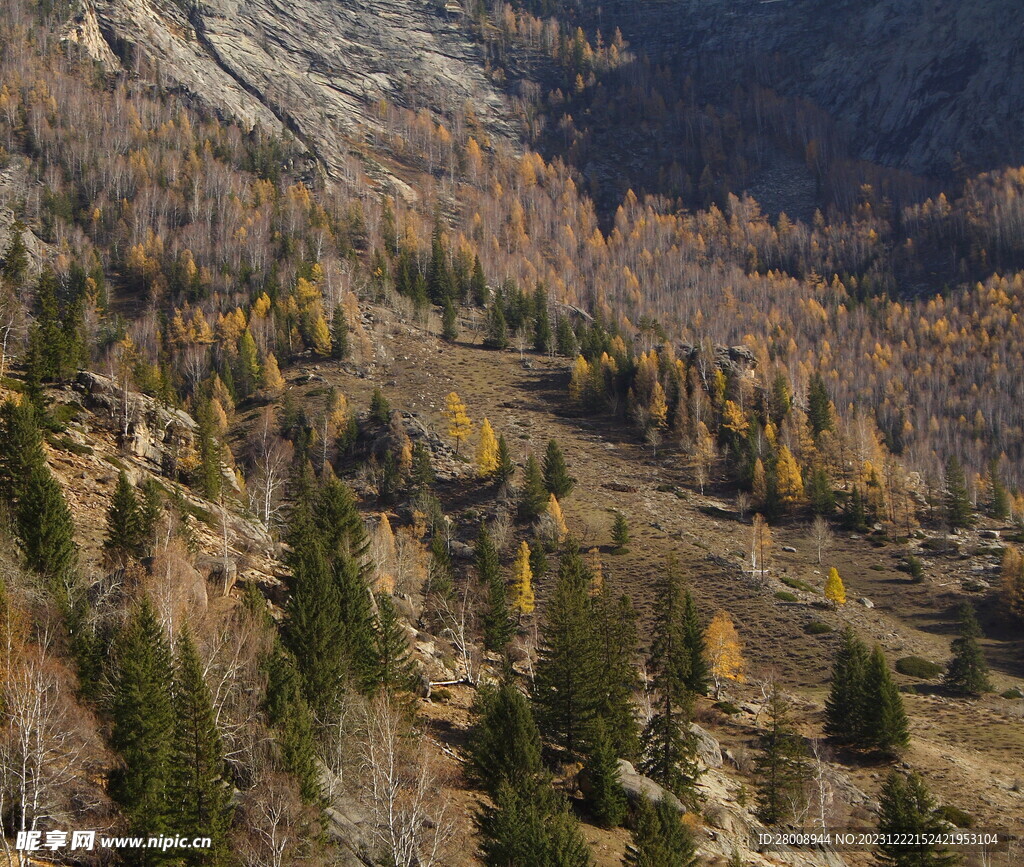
[83,0,518,192]
[594,0,1024,177]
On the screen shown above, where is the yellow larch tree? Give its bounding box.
[824,567,846,607]
[648,380,668,429]
[1000,547,1024,622]
[548,493,568,544]
[775,445,805,508]
[569,355,591,404]
[262,352,285,393]
[476,417,499,477]
[704,610,745,698]
[512,541,535,618]
[444,391,473,455]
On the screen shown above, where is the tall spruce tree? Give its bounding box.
[583,718,627,828]
[755,687,808,826]
[863,646,910,755]
[944,603,991,696]
[611,512,630,551]
[478,523,514,652]
[639,558,701,807]
[876,771,959,867]
[170,629,234,863]
[105,470,144,562]
[533,284,552,354]
[532,545,600,760]
[468,678,545,795]
[591,586,640,758]
[330,304,349,359]
[824,627,868,744]
[518,454,548,521]
[943,456,973,530]
[110,599,176,841]
[807,372,833,438]
[681,590,708,696]
[374,592,418,693]
[542,439,575,498]
[264,642,322,803]
[624,795,698,867]
[495,434,515,487]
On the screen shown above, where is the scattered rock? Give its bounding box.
[690,723,723,769]
[782,545,797,553]
[858,597,875,608]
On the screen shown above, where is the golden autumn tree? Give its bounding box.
[1000,547,1024,622]
[476,417,499,477]
[648,380,668,430]
[704,610,745,698]
[775,445,805,508]
[693,421,716,494]
[444,391,472,455]
[824,567,846,607]
[548,493,568,544]
[569,355,591,405]
[262,352,285,393]
[752,458,768,509]
[512,540,535,619]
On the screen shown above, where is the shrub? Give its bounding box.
[774,591,798,602]
[781,575,816,593]
[1001,688,1023,700]
[895,656,943,679]
[804,621,833,635]
[713,701,741,715]
[936,804,973,828]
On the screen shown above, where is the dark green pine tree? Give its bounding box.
[591,586,640,759]
[583,718,627,828]
[105,471,144,562]
[334,555,379,692]
[282,499,348,720]
[477,523,514,652]
[330,304,350,360]
[495,434,515,487]
[532,545,601,761]
[639,558,701,807]
[542,438,575,498]
[369,387,391,425]
[425,533,454,601]
[533,284,552,354]
[110,599,176,841]
[0,397,44,498]
[876,771,959,867]
[18,447,77,591]
[987,459,1010,520]
[264,643,321,803]
[806,465,836,516]
[441,296,459,342]
[555,315,577,357]
[427,227,452,304]
[863,646,910,755]
[484,297,508,349]
[138,477,163,554]
[807,372,833,438]
[1,221,29,287]
[477,778,593,867]
[374,592,418,693]
[468,678,545,795]
[611,512,630,551]
[943,603,991,696]
[824,627,868,744]
[170,628,234,864]
[681,590,708,696]
[755,687,808,826]
[470,254,488,307]
[518,454,548,521]
[624,795,698,867]
[943,456,973,530]
[194,399,223,500]
[411,442,436,493]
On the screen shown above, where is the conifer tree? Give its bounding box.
[110,599,176,840]
[495,433,515,487]
[441,296,458,342]
[681,591,708,696]
[640,557,701,807]
[591,586,640,758]
[374,592,418,693]
[264,642,321,803]
[476,417,499,477]
[139,477,163,552]
[478,523,513,652]
[512,540,535,619]
[543,438,575,498]
[548,493,569,544]
[863,646,910,755]
[1000,546,1024,622]
[444,391,473,455]
[755,686,808,826]
[171,628,234,862]
[105,470,144,562]
[824,627,868,744]
[775,445,804,508]
[411,441,435,493]
[370,387,391,425]
[584,718,627,828]
[426,533,455,601]
[624,795,698,867]
[807,465,836,516]
[468,679,544,795]
[471,254,488,306]
[987,459,1010,520]
[18,446,78,590]
[484,298,508,349]
[876,771,959,867]
[556,315,577,357]
[807,372,833,437]
[532,545,600,760]
[518,454,548,520]
[611,511,630,551]
[533,284,552,354]
[476,779,593,867]
[943,603,991,696]
[330,304,349,359]
[943,456,973,530]
[824,566,846,607]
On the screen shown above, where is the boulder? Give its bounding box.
[579,760,683,813]
[858,597,875,608]
[690,723,723,769]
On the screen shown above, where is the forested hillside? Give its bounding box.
[0,0,1022,864]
